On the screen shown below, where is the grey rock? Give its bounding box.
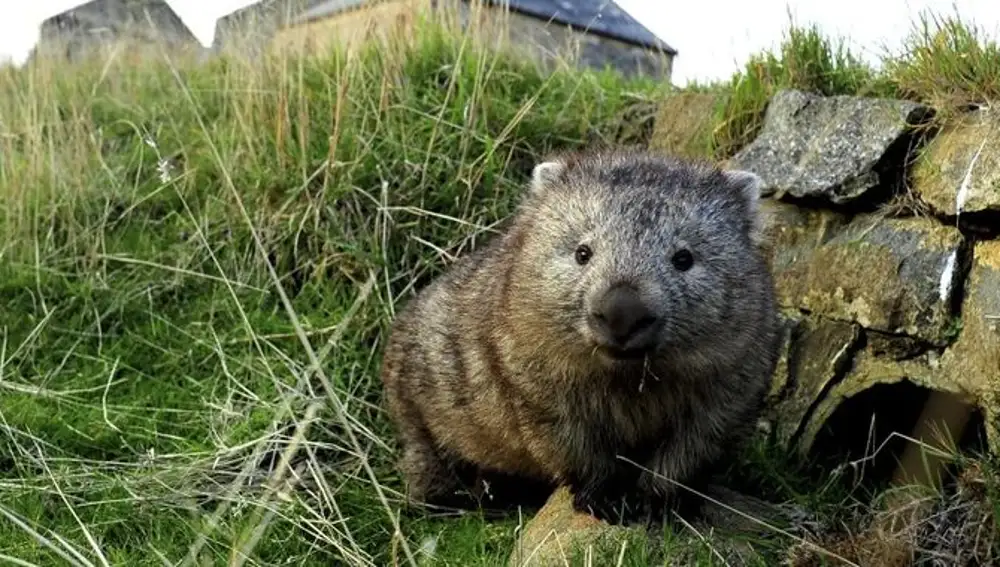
[35,0,201,62]
[730,89,931,205]
[936,241,1000,414]
[793,240,1000,458]
[767,317,861,445]
[762,200,967,345]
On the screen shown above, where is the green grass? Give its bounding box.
[709,16,894,159]
[700,9,1000,160]
[1,5,999,567]
[0,10,677,566]
[884,10,1000,118]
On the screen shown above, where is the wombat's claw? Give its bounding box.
[572,488,640,525]
[571,488,610,521]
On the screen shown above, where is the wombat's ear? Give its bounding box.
[722,169,768,245]
[723,169,762,202]
[530,160,566,196]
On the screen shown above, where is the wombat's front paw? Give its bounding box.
[571,488,616,523]
[571,484,646,525]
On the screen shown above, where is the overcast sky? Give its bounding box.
[1,0,998,85]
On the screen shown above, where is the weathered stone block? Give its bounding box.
[729,89,930,205]
[767,317,861,445]
[792,241,1000,455]
[795,349,944,456]
[937,241,1000,421]
[763,201,966,345]
[35,0,202,63]
[765,311,804,405]
[912,108,1000,216]
[507,486,634,567]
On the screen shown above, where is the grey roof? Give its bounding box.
[291,0,368,25]
[484,0,675,54]
[212,0,675,55]
[211,0,329,50]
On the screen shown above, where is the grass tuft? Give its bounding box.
[0,9,665,565]
[885,10,1000,118]
[710,16,892,159]
[701,10,1000,160]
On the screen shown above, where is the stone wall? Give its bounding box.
[211,0,329,55]
[655,89,1000,480]
[269,0,420,55]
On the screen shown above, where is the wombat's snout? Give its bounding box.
[587,284,661,357]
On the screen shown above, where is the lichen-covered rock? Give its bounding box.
[781,244,1000,567]
[911,109,1000,216]
[935,240,1000,442]
[793,242,1000,455]
[764,201,967,345]
[795,351,951,456]
[764,311,804,405]
[729,89,931,205]
[507,487,634,567]
[767,317,861,445]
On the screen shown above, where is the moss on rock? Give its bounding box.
[792,242,1000,455]
[767,317,862,446]
[763,201,966,346]
[507,487,636,567]
[911,108,1000,216]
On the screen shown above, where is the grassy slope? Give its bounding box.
[1,7,999,567]
[0,13,674,566]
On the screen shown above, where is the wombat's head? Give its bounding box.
[510,149,771,366]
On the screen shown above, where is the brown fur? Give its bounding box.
[380,148,782,523]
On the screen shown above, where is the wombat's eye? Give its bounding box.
[671,249,694,271]
[574,244,593,265]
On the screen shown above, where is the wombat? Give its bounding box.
[380,148,781,523]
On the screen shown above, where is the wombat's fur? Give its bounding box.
[380,148,781,523]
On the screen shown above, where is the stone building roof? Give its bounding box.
[211,0,329,51]
[291,0,369,25]
[213,0,675,55]
[485,0,676,54]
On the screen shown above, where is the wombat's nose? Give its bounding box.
[588,285,659,351]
